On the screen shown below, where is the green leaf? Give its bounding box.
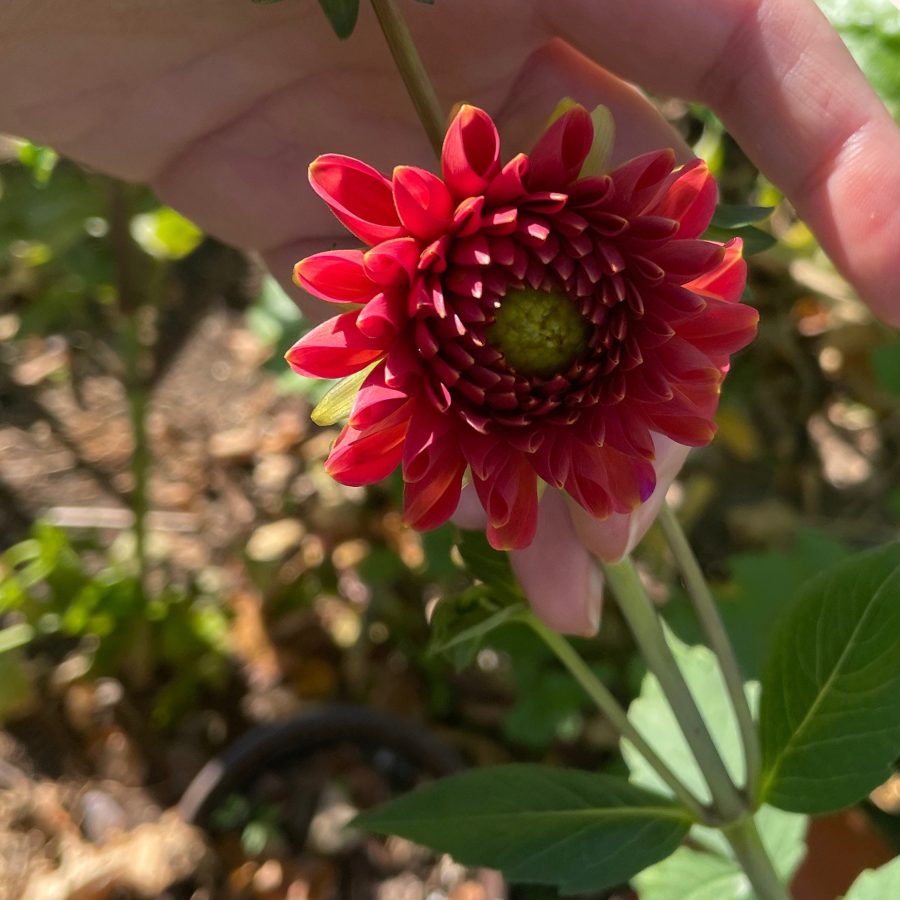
[0,624,35,655]
[317,0,360,39]
[429,585,525,669]
[623,635,807,887]
[759,541,900,814]
[16,141,58,186]
[702,224,777,255]
[633,846,751,900]
[666,528,850,680]
[455,528,520,600]
[311,363,376,426]
[355,765,691,894]
[690,803,808,882]
[709,205,774,229]
[130,207,203,259]
[623,632,750,802]
[870,341,900,398]
[581,105,616,177]
[503,669,588,748]
[842,856,900,899]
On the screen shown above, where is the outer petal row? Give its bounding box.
[285,309,389,378]
[309,154,406,246]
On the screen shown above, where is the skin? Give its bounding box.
[1,0,898,325]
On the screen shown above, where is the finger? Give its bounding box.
[493,39,693,166]
[545,0,900,322]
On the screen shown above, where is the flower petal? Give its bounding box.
[393,166,455,241]
[294,250,377,304]
[473,452,538,550]
[442,105,501,200]
[402,405,467,531]
[568,434,690,562]
[608,149,677,216]
[364,237,422,287]
[684,238,747,302]
[654,160,718,240]
[356,290,407,340]
[527,104,594,191]
[285,310,388,378]
[510,488,603,636]
[349,361,409,430]
[309,154,406,245]
[325,401,413,486]
[653,239,726,283]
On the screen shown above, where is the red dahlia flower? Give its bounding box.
[287,103,757,625]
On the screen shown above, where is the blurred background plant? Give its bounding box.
[1,1,900,898]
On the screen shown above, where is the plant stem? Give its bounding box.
[369,0,445,158]
[106,179,152,591]
[523,610,708,822]
[600,557,747,823]
[656,501,762,800]
[723,817,792,900]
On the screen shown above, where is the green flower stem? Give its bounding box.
[656,501,762,800]
[600,557,747,823]
[523,610,708,823]
[369,0,445,158]
[722,817,792,900]
[107,179,149,589]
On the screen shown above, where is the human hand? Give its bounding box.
[2,0,898,323]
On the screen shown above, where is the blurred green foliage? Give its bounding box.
[666,529,850,680]
[0,523,231,728]
[817,0,900,120]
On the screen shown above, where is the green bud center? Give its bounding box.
[486,288,592,379]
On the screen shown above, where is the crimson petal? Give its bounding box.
[285,310,389,378]
[294,250,377,304]
[527,104,594,191]
[309,154,406,246]
[442,105,501,200]
[393,166,455,241]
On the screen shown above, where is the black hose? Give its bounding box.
[177,703,464,828]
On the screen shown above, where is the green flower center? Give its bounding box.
[486,288,592,379]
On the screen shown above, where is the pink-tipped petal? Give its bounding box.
[527,104,594,191]
[510,488,603,637]
[393,166,455,241]
[285,310,388,378]
[309,154,406,246]
[294,250,377,304]
[442,105,501,200]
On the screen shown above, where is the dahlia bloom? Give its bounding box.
[287,103,757,632]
